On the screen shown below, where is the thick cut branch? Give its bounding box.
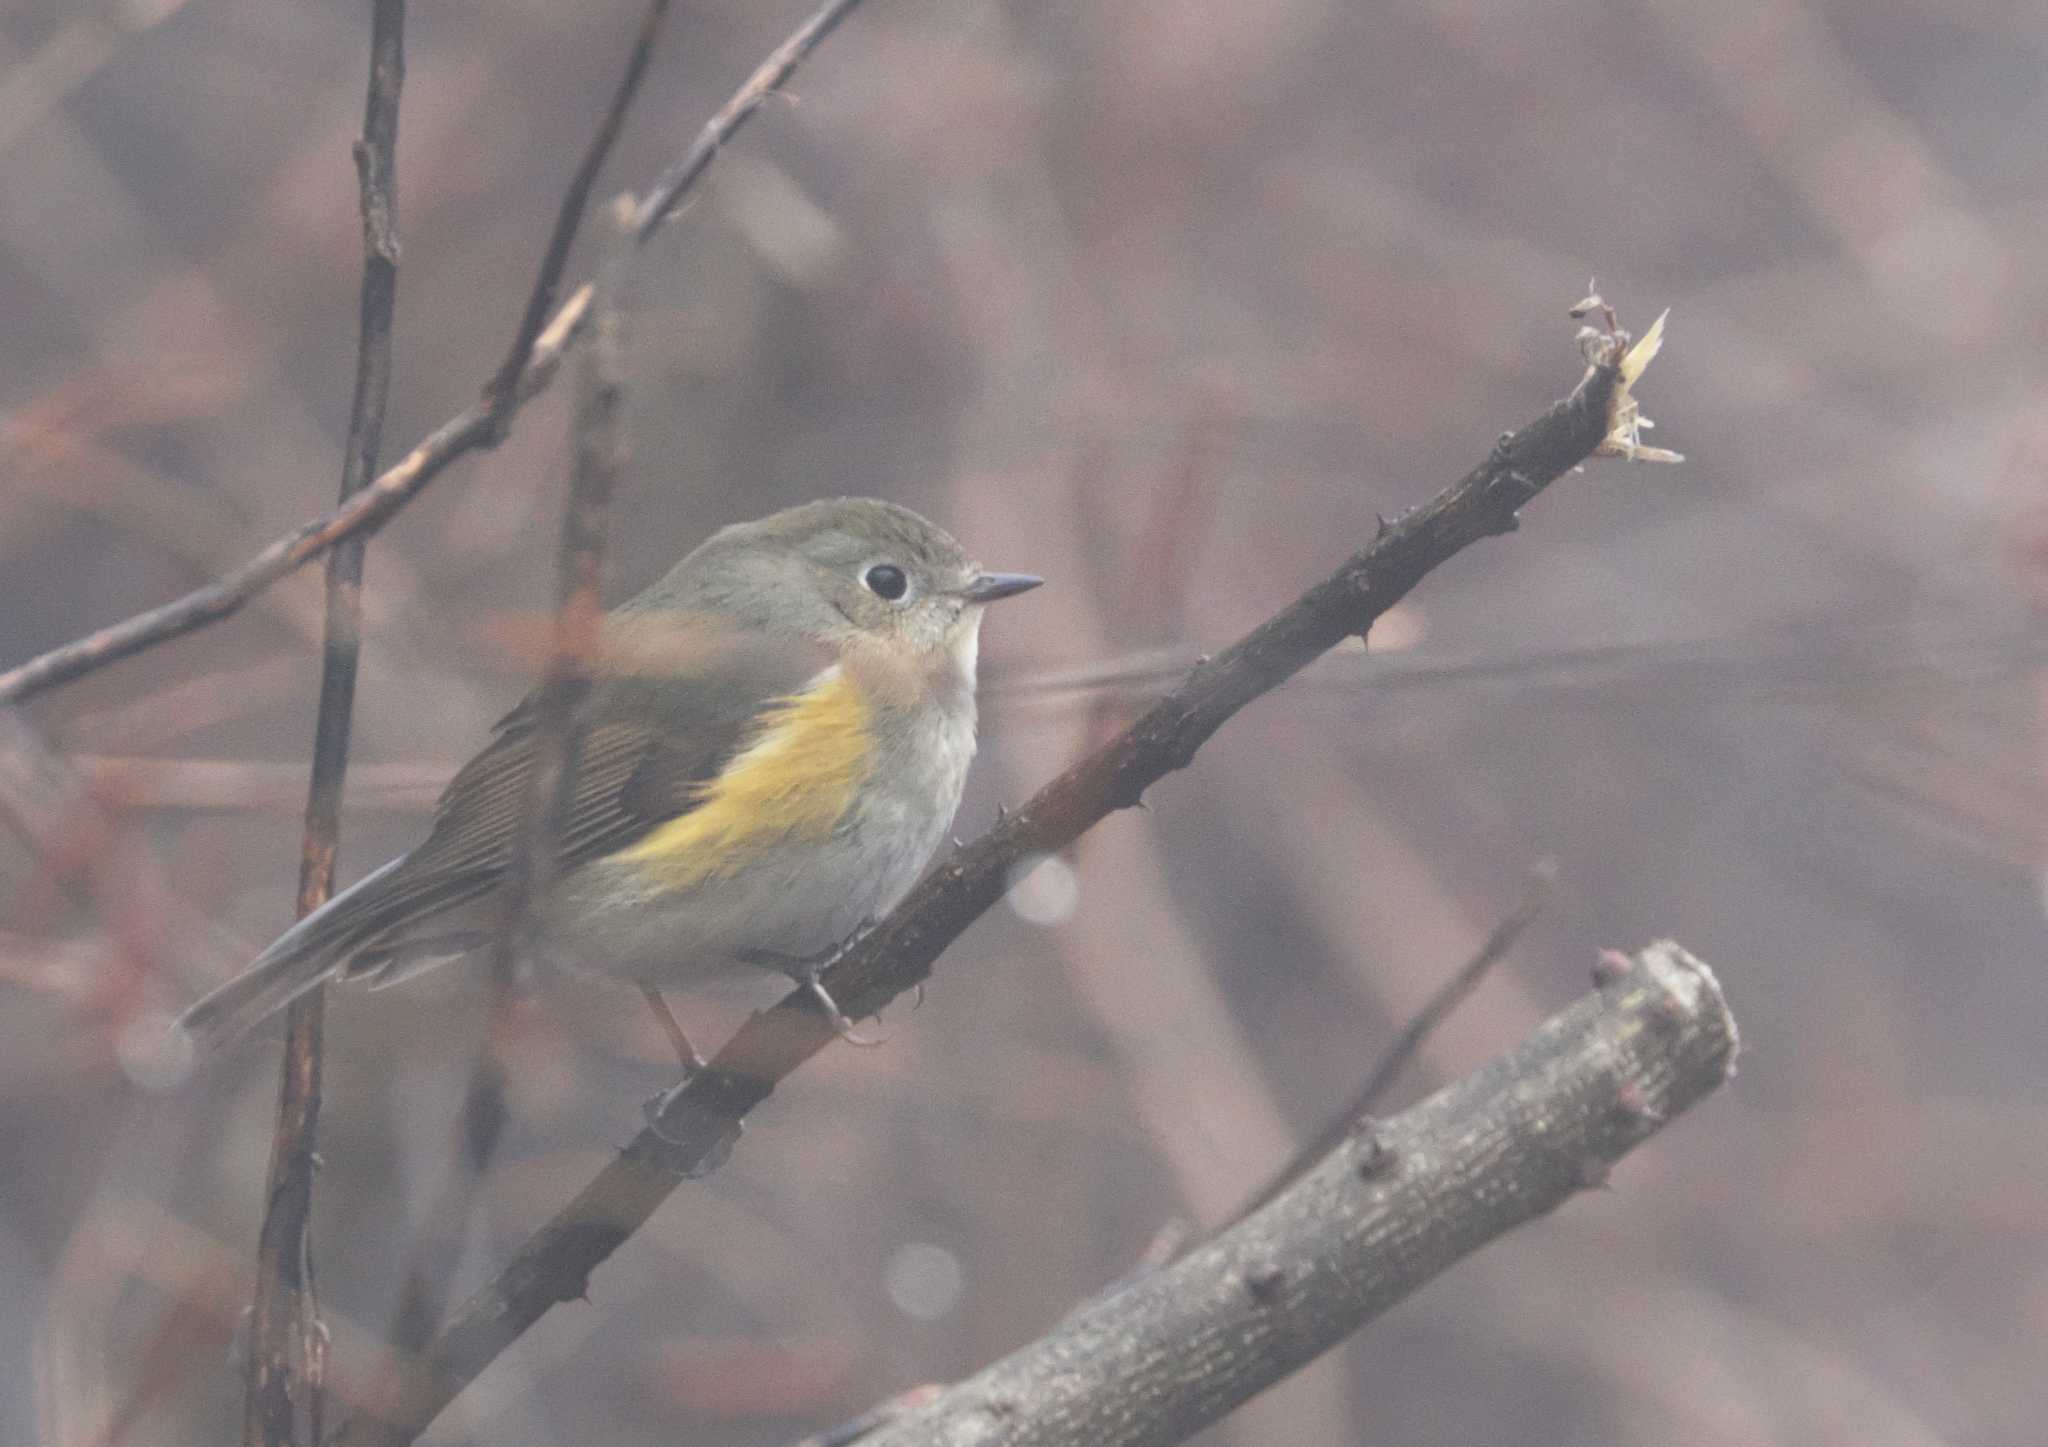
[335,317,1658,1445]
[245,7,404,1446]
[859,941,1738,1447]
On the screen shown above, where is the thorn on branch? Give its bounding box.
[1243,1265,1287,1306]
[1614,1080,1665,1126]
[1568,283,1619,337]
[1355,1131,1396,1181]
[1643,987,1692,1034]
[1591,948,1633,987]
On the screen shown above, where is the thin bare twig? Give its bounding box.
[244,7,404,1446]
[1351,858,1558,1112]
[385,191,637,1371]
[858,943,1737,1447]
[0,299,583,707]
[481,1,671,426]
[632,0,867,240]
[382,187,638,1386]
[384,1033,508,1357]
[1229,858,1557,1227]
[491,191,637,976]
[0,0,873,708]
[330,313,1658,1446]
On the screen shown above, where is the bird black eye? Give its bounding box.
[863,564,908,601]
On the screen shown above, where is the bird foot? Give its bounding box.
[740,926,891,1046]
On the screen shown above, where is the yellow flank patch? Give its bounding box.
[616,667,873,888]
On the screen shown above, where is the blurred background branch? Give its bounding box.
[1227,854,1557,1227]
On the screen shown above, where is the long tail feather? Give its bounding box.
[173,855,409,1054]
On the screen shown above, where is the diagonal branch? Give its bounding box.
[481,1,672,426]
[331,312,1667,1446]
[0,0,874,709]
[857,941,1738,1447]
[631,0,867,240]
[0,297,582,708]
[244,6,405,1445]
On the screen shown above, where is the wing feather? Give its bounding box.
[327,630,833,961]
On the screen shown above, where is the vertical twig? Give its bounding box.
[383,1044,508,1357]
[481,0,672,429]
[491,190,637,989]
[243,6,404,1445]
[380,193,637,1368]
[350,190,636,1447]
[386,0,673,1331]
[345,4,876,1420]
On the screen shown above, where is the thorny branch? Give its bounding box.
[244,6,404,1446]
[331,309,1674,1445]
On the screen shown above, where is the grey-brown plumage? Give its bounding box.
[175,499,1039,1054]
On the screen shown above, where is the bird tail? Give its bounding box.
[174,854,411,1055]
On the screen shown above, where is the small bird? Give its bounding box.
[175,498,1040,1059]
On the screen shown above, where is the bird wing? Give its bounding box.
[172,623,834,1048]
[331,628,835,960]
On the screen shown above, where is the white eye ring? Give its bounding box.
[863,562,909,601]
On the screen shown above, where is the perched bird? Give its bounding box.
[175,498,1040,1060]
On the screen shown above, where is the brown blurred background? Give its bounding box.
[3,0,2046,1443]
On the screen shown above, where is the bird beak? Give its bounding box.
[959,571,1043,604]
